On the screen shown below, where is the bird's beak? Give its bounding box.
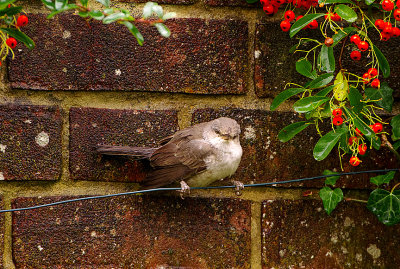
[220,134,230,140]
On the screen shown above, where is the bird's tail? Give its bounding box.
[96,145,157,159]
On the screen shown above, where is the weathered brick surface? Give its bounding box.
[69,107,178,181]
[120,0,195,3]
[255,21,400,99]
[0,104,62,180]
[204,0,258,6]
[8,14,92,91]
[0,198,5,268]
[261,199,400,268]
[192,108,398,189]
[12,195,251,268]
[10,14,249,94]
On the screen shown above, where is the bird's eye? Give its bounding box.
[215,129,220,134]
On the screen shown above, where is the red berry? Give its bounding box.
[381,32,391,41]
[355,128,363,136]
[263,4,274,14]
[260,0,269,5]
[383,24,393,35]
[394,9,400,20]
[16,15,28,27]
[371,78,380,88]
[350,34,361,45]
[324,12,332,20]
[308,20,318,29]
[350,50,361,61]
[375,19,385,30]
[392,27,400,37]
[372,122,383,133]
[348,136,358,145]
[276,0,285,4]
[357,41,369,51]
[280,20,291,32]
[362,73,371,84]
[368,68,378,77]
[397,0,400,7]
[358,144,367,155]
[296,15,304,21]
[284,10,296,21]
[332,116,343,126]
[6,37,17,49]
[332,108,342,117]
[349,156,361,166]
[332,13,341,21]
[382,0,394,11]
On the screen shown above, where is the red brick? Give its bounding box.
[69,107,178,182]
[12,195,251,268]
[0,104,62,180]
[192,108,397,189]
[120,0,195,3]
[9,14,92,91]
[91,18,248,94]
[10,14,249,94]
[204,0,259,6]
[0,198,5,268]
[261,199,400,268]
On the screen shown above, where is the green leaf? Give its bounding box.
[365,82,393,112]
[319,0,355,4]
[296,58,317,79]
[54,0,67,10]
[332,27,356,47]
[348,86,364,113]
[121,21,144,46]
[313,128,348,161]
[270,88,304,111]
[323,170,340,185]
[315,85,334,97]
[333,71,348,101]
[294,96,330,113]
[278,121,310,142]
[143,2,155,18]
[47,4,77,18]
[289,13,325,38]
[370,171,396,186]
[373,45,390,78]
[394,141,400,150]
[319,45,335,73]
[319,186,343,215]
[96,0,110,7]
[78,11,89,18]
[365,0,375,5]
[80,0,88,7]
[41,0,55,10]
[103,12,127,24]
[246,0,259,3]
[163,12,176,20]
[0,6,22,17]
[334,4,357,23]
[305,73,334,89]
[0,0,16,10]
[0,28,35,49]
[344,107,381,150]
[89,10,104,20]
[391,115,400,141]
[367,189,400,226]
[152,4,163,18]
[154,23,170,37]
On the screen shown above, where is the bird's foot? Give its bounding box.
[232,180,244,196]
[178,181,191,199]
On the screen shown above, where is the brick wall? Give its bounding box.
[0,0,399,268]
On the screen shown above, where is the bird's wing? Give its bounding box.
[140,137,214,189]
[96,145,157,159]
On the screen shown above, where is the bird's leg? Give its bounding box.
[232,180,244,196]
[178,180,191,199]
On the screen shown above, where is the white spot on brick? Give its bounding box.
[115,69,121,76]
[0,144,6,153]
[341,246,348,254]
[325,251,333,257]
[367,244,381,259]
[38,245,43,251]
[62,67,67,73]
[356,253,362,262]
[331,234,338,243]
[244,126,256,140]
[35,132,49,147]
[279,249,286,257]
[344,217,354,227]
[91,123,97,128]
[62,30,71,39]
[0,172,4,180]
[254,50,261,59]
[91,231,97,237]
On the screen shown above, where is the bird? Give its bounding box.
[96,117,244,196]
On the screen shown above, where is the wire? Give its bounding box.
[1,168,398,213]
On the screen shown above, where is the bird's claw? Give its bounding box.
[233,180,244,196]
[178,181,190,199]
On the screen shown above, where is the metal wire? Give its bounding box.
[1,168,398,213]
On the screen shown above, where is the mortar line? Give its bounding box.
[2,194,15,269]
[251,201,262,269]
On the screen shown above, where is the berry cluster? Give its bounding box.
[261,0,319,16]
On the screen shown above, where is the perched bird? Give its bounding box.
[96,117,243,195]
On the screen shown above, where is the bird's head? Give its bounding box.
[210,117,241,141]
